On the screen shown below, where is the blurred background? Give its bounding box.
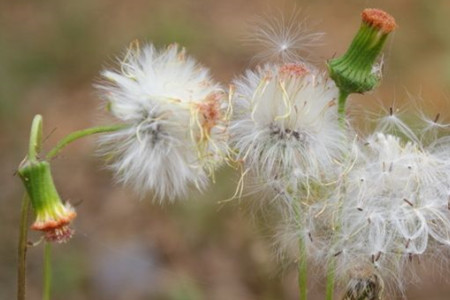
[2,0,450,299]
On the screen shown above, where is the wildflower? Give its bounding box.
[97,42,228,202]
[18,160,76,243]
[230,62,347,205]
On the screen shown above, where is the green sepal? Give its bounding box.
[18,161,62,215]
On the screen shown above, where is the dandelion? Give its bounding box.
[97,42,228,202]
[230,62,348,207]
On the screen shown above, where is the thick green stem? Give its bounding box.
[46,124,127,160]
[43,243,52,300]
[17,194,30,300]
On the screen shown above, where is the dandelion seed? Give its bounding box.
[245,10,324,64]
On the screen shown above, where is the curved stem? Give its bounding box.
[43,243,52,300]
[46,124,127,160]
[17,193,30,300]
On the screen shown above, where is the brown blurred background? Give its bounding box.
[2,0,450,299]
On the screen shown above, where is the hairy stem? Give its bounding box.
[46,124,127,160]
[43,243,52,300]
[17,194,30,300]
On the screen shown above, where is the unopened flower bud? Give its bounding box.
[328,9,397,95]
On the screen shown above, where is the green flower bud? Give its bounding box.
[328,9,397,95]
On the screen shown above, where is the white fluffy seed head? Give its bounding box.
[97,42,229,202]
[327,132,450,286]
[230,63,348,204]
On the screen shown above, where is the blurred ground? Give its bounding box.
[2,0,450,299]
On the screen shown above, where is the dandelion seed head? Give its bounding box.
[328,132,450,286]
[230,63,347,202]
[97,42,228,202]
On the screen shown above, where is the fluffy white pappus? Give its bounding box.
[245,10,324,64]
[273,199,333,267]
[328,132,450,288]
[230,63,348,204]
[97,42,229,202]
[412,94,450,143]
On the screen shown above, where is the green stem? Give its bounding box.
[337,91,349,126]
[46,124,127,160]
[18,115,44,300]
[43,243,52,300]
[17,193,30,300]
[326,90,350,300]
[298,238,307,300]
[325,257,336,300]
[28,115,43,163]
[294,202,307,300]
